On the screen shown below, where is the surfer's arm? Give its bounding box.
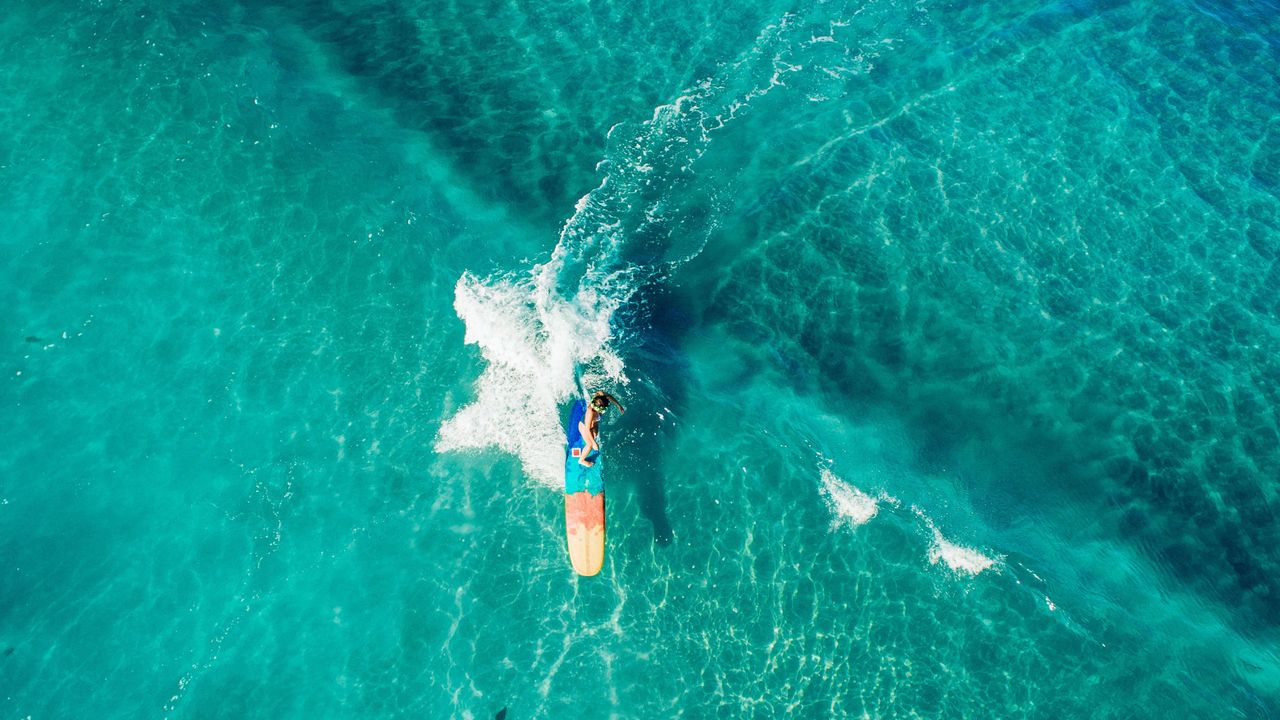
[603,392,626,414]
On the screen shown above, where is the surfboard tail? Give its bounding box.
[565,490,605,576]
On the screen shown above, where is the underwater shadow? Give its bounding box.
[611,283,701,547]
[257,0,634,230]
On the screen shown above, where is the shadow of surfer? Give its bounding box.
[620,380,678,546]
[612,288,692,547]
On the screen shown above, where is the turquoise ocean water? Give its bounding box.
[3,0,1279,717]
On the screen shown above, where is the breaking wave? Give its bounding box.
[927,527,998,576]
[437,15,816,486]
[818,466,997,577]
[819,468,879,529]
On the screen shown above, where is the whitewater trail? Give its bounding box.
[819,466,998,577]
[819,467,880,529]
[435,14,829,487]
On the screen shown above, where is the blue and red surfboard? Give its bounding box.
[564,399,605,575]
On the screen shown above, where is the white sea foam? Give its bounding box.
[434,271,625,487]
[928,527,996,576]
[436,14,813,486]
[819,468,878,529]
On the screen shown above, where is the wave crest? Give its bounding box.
[927,527,997,576]
[436,13,818,485]
[819,468,879,528]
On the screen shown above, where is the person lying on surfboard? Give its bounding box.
[578,391,625,467]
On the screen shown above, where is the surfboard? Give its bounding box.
[564,399,605,576]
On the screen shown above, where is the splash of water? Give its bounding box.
[926,523,997,576]
[819,467,879,529]
[436,15,816,486]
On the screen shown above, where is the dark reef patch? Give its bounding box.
[260,0,770,231]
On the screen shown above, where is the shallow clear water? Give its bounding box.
[2,0,1278,717]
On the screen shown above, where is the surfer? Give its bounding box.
[578,391,625,467]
